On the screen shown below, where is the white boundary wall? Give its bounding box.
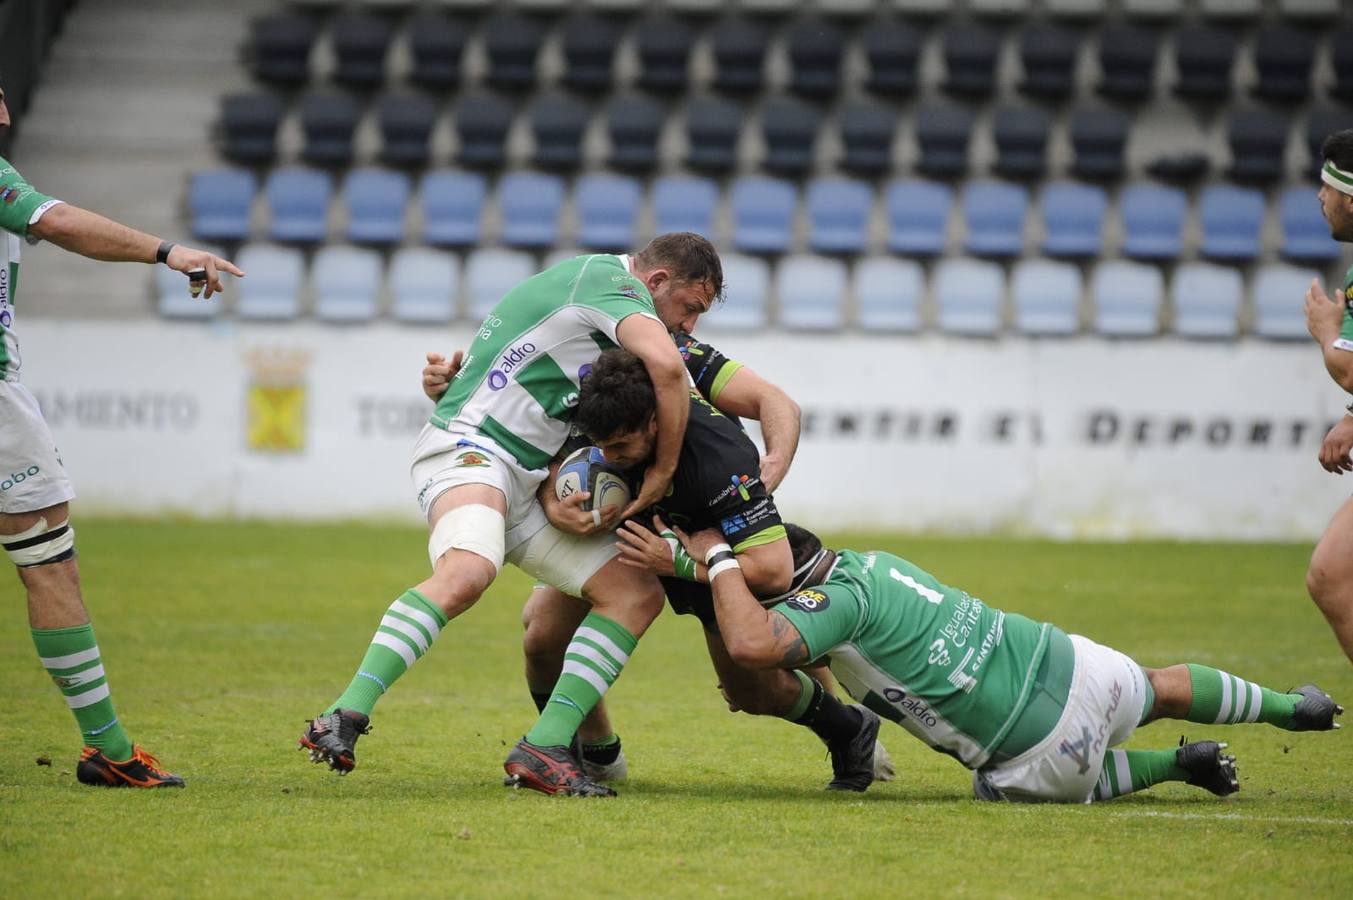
[11,321,1349,540]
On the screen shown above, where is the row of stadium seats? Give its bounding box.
[246,7,1353,107]
[159,242,1326,340]
[218,85,1342,185]
[284,0,1346,19]
[190,167,1341,263]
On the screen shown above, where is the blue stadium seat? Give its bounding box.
[730,176,797,255]
[342,169,410,245]
[806,177,872,254]
[313,246,382,323]
[1172,262,1242,339]
[635,15,694,94]
[465,248,536,320]
[498,172,565,249]
[607,94,665,173]
[530,92,591,172]
[886,179,950,257]
[705,253,769,331]
[235,244,304,320]
[777,256,847,331]
[685,96,743,175]
[1040,181,1106,258]
[157,250,225,319]
[915,101,974,177]
[963,180,1029,258]
[420,170,486,248]
[935,258,1005,336]
[1199,184,1265,262]
[1092,260,1163,337]
[1279,186,1342,263]
[220,92,285,165]
[652,175,718,238]
[455,92,514,171]
[1012,259,1081,336]
[839,100,896,176]
[378,91,438,168]
[265,168,331,244]
[1253,263,1320,340]
[854,257,923,333]
[1120,183,1186,261]
[299,92,362,168]
[190,169,255,243]
[576,173,642,252]
[390,247,459,324]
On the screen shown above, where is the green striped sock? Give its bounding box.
[525,613,637,748]
[327,589,448,717]
[1185,664,1300,729]
[31,624,134,761]
[1093,748,1186,800]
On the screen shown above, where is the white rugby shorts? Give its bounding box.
[979,634,1150,804]
[0,381,75,514]
[408,423,618,595]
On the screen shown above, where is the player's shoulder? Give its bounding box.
[573,254,652,302]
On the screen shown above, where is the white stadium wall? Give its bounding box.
[13,321,1349,541]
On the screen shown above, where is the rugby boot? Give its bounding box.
[76,746,185,788]
[826,705,880,792]
[504,738,616,797]
[1176,738,1239,797]
[580,735,629,783]
[299,708,370,774]
[1286,684,1344,731]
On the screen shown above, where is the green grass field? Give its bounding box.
[2,520,1351,898]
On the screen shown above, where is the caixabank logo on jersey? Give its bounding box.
[244,348,310,453]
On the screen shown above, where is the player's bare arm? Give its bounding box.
[708,368,801,493]
[675,525,810,669]
[27,203,243,299]
[617,516,792,595]
[615,315,689,518]
[1305,278,1353,391]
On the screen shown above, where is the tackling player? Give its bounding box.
[676,523,1343,803]
[1303,128,1353,668]
[300,237,719,797]
[0,83,242,788]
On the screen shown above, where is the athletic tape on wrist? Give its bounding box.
[708,557,741,579]
[703,542,734,565]
[664,531,699,581]
[1322,161,1353,197]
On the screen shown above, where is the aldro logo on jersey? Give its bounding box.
[245,348,309,453]
[784,589,830,613]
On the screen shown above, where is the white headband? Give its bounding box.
[1322,160,1353,197]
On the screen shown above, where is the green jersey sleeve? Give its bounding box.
[0,157,60,239]
[772,583,865,662]
[1336,265,1353,351]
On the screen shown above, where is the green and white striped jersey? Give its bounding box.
[429,253,660,474]
[0,155,62,382]
[776,550,1054,769]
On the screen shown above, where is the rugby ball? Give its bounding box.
[555,446,633,513]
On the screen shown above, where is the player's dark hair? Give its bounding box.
[779,523,836,593]
[576,349,656,441]
[634,232,725,302]
[1321,130,1353,172]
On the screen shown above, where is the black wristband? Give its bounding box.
[155,241,175,265]
[706,550,737,569]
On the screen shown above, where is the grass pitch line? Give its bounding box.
[1100,810,1353,827]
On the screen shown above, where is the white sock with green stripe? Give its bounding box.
[327,589,449,717]
[525,613,637,748]
[1185,664,1300,729]
[31,623,134,760]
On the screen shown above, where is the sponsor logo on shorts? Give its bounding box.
[0,465,40,492]
[1057,726,1094,775]
[454,450,490,468]
[784,589,829,613]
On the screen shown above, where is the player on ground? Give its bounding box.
[300,237,719,797]
[675,523,1343,802]
[422,335,894,787]
[0,83,242,788]
[530,349,887,793]
[1303,129,1353,668]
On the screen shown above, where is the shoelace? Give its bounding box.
[132,747,170,775]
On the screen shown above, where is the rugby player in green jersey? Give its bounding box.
[0,83,241,788]
[301,238,720,796]
[1303,129,1353,668]
[675,524,1342,802]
